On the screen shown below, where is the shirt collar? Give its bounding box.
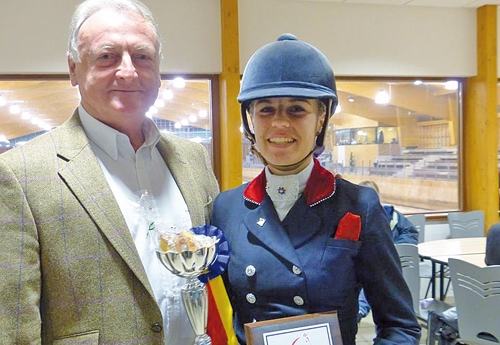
[78,105,161,160]
[243,158,336,207]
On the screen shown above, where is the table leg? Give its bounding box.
[439,263,445,300]
[431,261,436,299]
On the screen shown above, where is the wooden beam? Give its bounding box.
[463,5,498,232]
[218,0,242,190]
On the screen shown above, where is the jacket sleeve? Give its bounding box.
[486,223,500,265]
[0,157,42,344]
[393,209,419,245]
[356,189,421,344]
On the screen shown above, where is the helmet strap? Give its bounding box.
[249,140,322,175]
[245,101,329,174]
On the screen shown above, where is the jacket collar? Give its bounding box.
[243,158,336,207]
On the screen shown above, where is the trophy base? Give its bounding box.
[194,333,211,345]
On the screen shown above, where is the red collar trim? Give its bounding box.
[243,159,336,206]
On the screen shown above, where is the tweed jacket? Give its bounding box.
[0,110,219,344]
[212,160,421,345]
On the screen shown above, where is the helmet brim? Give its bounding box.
[238,86,336,103]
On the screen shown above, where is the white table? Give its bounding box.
[418,237,486,300]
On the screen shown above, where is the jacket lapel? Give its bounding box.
[243,198,301,266]
[283,198,323,248]
[55,111,154,297]
[156,136,208,227]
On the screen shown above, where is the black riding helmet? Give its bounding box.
[238,33,338,153]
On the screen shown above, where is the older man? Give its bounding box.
[0,1,220,343]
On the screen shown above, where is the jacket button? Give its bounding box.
[293,296,304,306]
[246,293,257,304]
[151,322,162,333]
[245,265,256,277]
[292,265,302,275]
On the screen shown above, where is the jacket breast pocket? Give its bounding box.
[321,239,362,287]
[53,330,99,345]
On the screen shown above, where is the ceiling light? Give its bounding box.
[347,95,355,103]
[414,80,423,85]
[0,95,6,107]
[189,115,197,123]
[154,99,165,107]
[149,106,158,115]
[181,119,189,126]
[199,109,208,118]
[0,134,9,143]
[174,122,182,129]
[163,89,173,100]
[172,77,186,88]
[445,80,458,90]
[375,89,390,104]
[10,103,21,114]
[21,111,32,120]
[334,104,342,114]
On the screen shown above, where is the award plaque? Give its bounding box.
[244,311,343,345]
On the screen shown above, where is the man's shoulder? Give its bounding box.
[0,120,83,165]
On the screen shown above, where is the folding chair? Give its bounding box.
[449,258,500,344]
[447,211,484,239]
[407,214,426,243]
[396,244,450,323]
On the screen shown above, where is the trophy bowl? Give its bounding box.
[158,245,217,278]
[156,231,218,345]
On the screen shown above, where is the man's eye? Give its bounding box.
[137,54,151,60]
[100,53,112,59]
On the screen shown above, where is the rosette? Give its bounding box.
[193,224,230,283]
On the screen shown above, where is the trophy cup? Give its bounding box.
[156,230,217,345]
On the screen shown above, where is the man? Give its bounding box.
[0,0,220,343]
[486,222,500,266]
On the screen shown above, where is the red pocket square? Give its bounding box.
[334,212,361,241]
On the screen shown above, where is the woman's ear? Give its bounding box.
[317,113,326,135]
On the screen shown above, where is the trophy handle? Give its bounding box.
[181,277,212,345]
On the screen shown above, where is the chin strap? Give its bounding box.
[248,135,322,174]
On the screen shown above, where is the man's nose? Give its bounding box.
[116,53,137,79]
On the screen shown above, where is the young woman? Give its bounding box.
[211,33,421,345]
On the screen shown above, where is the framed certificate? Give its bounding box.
[244,311,343,345]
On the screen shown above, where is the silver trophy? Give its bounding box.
[157,232,217,345]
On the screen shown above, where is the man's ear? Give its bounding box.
[68,56,78,87]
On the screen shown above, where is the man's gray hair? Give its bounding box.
[68,0,162,62]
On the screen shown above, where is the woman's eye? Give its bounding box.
[257,106,275,114]
[289,105,306,113]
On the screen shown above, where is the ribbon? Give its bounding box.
[193,224,230,283]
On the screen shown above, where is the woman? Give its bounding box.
[211,33,421,345]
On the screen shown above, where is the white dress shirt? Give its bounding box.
[79,106,195,344]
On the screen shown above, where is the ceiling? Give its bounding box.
[0,77,464,149]
[2,0,500,145]
[0,78,212,146]
[298,0,500,8]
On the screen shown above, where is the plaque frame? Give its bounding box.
[244,311,343,345]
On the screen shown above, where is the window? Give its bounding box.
[242,78,461,214]
[0,76,215,163]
